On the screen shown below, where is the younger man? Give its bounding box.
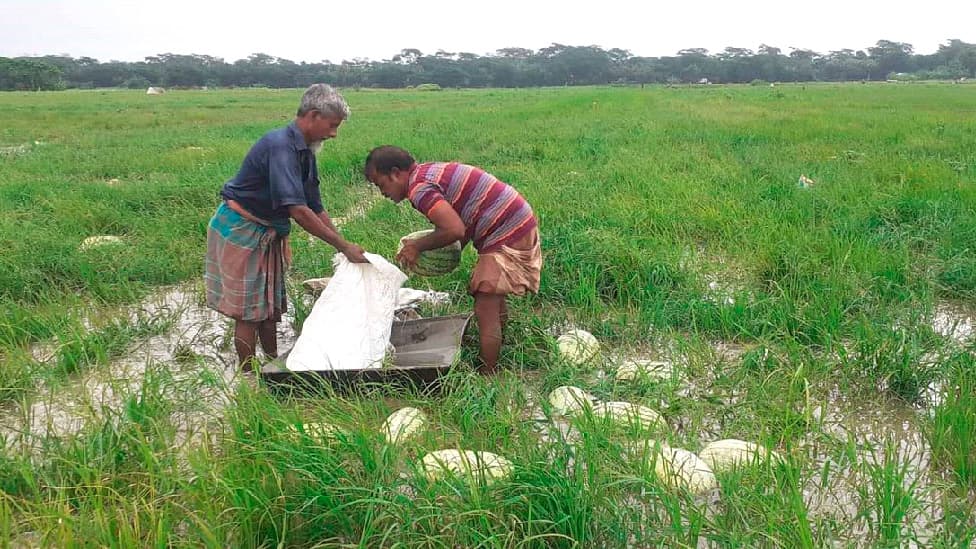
[364,146,542,375]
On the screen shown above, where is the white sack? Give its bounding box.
[286,253,407,372]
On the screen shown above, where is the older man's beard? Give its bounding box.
[309,140,325,155]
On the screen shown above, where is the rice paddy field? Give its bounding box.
[1,83,975,547]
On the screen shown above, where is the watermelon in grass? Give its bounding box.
[397,229,462,276]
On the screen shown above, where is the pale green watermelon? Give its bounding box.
[397,229,462,276]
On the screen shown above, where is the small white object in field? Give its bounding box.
[548,385,595,416]
[396,287,451,309]
[798,174,815,188]
[421,449,513,483]
[591,401,667,431]
[653,446,718,495]
[699,439,781,472]
[556,329,600,364]
[80,235,124,251]
[287,422,341,440]
[382,407,427,445]
[615,359,672,381]
[146,86,165,95]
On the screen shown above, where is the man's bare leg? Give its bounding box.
[474,292,505,375]
[234,320,259,372]
[257,319,278,359]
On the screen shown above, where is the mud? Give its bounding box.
[1,284,297,451]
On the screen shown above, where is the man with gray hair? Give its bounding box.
[205,83,368,371]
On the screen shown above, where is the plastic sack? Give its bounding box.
[286,252,407,371]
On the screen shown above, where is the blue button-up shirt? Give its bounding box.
[220,122,324,228]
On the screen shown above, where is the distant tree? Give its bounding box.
[7,38,972,91]
[868,40,914,77]
[495,47,534,60]
[0,58,63,90]
[392,48,422,65]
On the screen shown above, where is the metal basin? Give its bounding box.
[260,313,472,390]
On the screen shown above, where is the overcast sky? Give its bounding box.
[2,0,973,63]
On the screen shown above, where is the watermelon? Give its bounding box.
[397,229,462,276]
[698,439,782,472]
[421,449,513,483]
[556,329,600,365]
[548,385,595,416]
[590,401,667,432]
[615,359,672,382]
[652,446,718,495]
[382,407,427,445]
[286,422,341,441]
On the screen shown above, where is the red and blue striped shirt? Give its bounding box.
[408,162,537,253]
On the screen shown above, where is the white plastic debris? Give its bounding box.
[395,287,451,309]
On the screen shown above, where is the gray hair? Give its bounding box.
[297,83,350,119]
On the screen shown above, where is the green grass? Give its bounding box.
[1,83,975,546]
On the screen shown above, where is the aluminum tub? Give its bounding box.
[260,313,472,390]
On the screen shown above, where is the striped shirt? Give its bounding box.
[408,162,537,253]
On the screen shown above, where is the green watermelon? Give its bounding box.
[397,229,462,276]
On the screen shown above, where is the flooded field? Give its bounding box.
[1,85,974,546]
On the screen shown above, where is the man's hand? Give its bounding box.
[396,240,421,269]
[342,243,369,263]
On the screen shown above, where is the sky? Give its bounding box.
[2,0,974,63]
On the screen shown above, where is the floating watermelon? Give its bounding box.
[397,229,462,276]
[699,439,782,472]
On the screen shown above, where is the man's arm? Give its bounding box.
[397,201,464,268]
[415,201,465,250]
[316,210,341,236]
[289,204,368,262]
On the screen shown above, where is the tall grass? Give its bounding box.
[1,84,974,546]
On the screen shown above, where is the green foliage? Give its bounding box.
[4,38,976,91]
[1,85,975,547]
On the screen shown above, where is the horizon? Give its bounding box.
[2,0,973,65]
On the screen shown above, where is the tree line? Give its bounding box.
[2,39,975,91]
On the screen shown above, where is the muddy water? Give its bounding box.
[1,284,299,450]
[931,301,975,345]
[575,344,960,546]
[2,188,383,451]
[804,390,944,545]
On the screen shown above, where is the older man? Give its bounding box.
[206,83,368,371]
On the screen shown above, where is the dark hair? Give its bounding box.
[364,145,415,177]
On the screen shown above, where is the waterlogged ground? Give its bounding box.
[4,286,972,546]
[1,85,975,546]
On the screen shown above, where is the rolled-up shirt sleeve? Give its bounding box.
[268,146,308,211]
[409,181,449,216]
